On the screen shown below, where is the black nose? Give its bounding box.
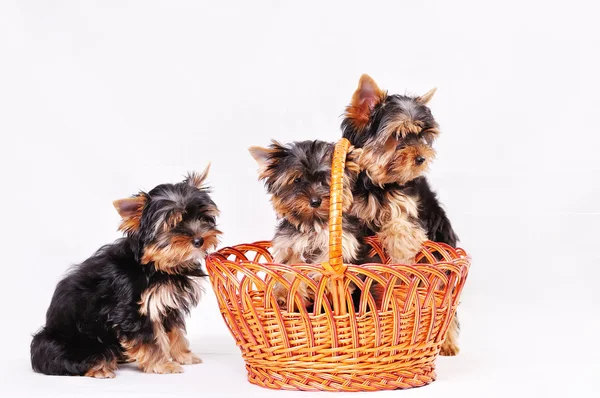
[309,198,322,208]
[415,156,426,165]
[192,237,204,248]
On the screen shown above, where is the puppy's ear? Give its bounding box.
[113,195,147,234]
[416,87,437,105]
[345,74,385,129]
[185,163,211,190]
[249,142,283,179]
[248,146,272,169]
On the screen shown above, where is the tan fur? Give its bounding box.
[440,313,460,356]
[377,219,427,264]
[139,278,203,322]
[141,230,221,273]
[345,74,387,129]
[141,236,194,272]
[121,322,183,374]
[358,140,436,186]
[351,189,426,264]
[165,211,183,231]
[185,164,211,190]
[113,195,147,234]
[416,87,437,105]
[168,328,202,365]
[84,357,118,379]
[271,196,331,232]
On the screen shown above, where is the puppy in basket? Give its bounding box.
[341,74,461,355]
[249,140,373,312]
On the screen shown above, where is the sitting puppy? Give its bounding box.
[341,74,461,355]
[30,167,221,377]
[249,140,370,311]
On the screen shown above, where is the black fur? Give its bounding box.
[30,175,219,376]
[404,176,458,246]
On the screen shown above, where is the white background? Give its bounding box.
[1,1,599,397]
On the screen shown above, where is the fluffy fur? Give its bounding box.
[342,74,460,355]
[249,140,372,311]
[30,167,221,377]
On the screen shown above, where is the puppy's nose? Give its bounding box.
[415,156,426,165]
[192,237,204,248]
[309,198,322,208]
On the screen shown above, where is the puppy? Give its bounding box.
[30,167,221,377]
[341,74,461,355]
[249,140,369,311]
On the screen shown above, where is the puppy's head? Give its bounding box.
[249,140,360,232]
[113,165,221,273]
[342,74,440,186]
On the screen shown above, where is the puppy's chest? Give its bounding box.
[138,275,203,322]
[274,227,359,264]
[352,189,420,229]
[295,228,330,263]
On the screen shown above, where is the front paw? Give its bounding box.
[439,340,460,356]
[85,368,116,379]
[145,361,184,374]
[173,351,202,365]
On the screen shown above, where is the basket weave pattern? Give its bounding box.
[206,139,471,392]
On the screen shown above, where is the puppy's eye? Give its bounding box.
[293,177,301,184]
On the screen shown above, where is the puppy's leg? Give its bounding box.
[378,217,427,265]
[121,323,183,374]
[440,312,460,356]
[168,328,202,365]
[84,357,118,379]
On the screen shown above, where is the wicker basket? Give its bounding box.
[205,138,471,392]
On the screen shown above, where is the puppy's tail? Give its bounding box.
[30,328,89,376]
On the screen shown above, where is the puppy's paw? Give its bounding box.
[173,351,202,365]
[85,368,116,379]
[190,353,202,364]
[147,361,184,374]
[439,340,460,356]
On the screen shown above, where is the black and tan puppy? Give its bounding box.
[30,167,221,377]
[249,140,370,310]
[341,74,460,355]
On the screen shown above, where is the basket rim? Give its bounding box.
[206,238,471,269]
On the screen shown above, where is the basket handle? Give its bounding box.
[322,138,352,315]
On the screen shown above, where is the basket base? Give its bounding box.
[246,365,436,392]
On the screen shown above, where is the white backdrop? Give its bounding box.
[1,1,599,397]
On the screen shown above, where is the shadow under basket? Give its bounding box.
[205,139,471,392]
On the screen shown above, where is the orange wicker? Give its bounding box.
[206,138,471,392]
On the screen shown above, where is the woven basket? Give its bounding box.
[205,138,471,392]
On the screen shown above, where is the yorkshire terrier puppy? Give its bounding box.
[341,74,460,355]
[249,140,369,311]
[30,167,221,377]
